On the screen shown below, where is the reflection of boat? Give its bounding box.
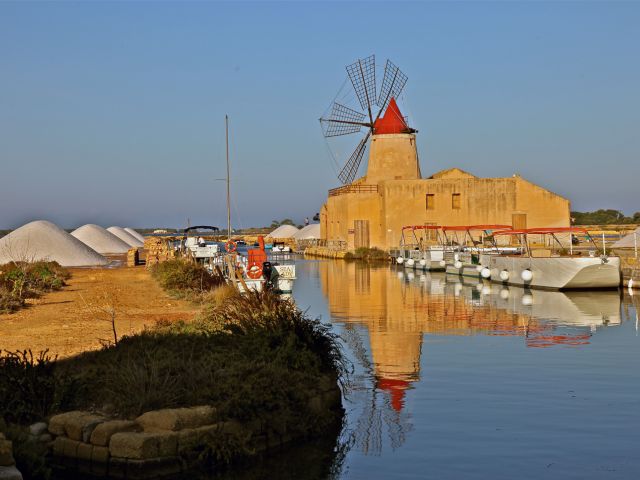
[484,228,621,290]
[396,225,445,271]
[442,225,513,278]
[271,241,291,253]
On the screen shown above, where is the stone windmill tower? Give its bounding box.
[320,55,421,185]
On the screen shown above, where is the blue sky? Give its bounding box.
[1,1,638,229]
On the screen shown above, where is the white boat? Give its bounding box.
[397,225,446,271]
[271,242,291,253]
[442,225,513,278]
[483,228,621,290]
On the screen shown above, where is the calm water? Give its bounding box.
[287,259,640,480]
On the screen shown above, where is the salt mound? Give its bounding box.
[612,227,640,248]
[124,227,145,243]
[71,224,132,254]
[107,227,144,247]
[293,224,321,240]
[268,225,299,239]
[0,220,108,267]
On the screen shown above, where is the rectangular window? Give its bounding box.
[426,194,435,210]
[452,193,461,210]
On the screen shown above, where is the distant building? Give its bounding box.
[320,103,570,251]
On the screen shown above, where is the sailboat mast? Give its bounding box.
[225,115,231,241]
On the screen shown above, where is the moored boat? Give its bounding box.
[397,225,446,271]
[442,225,513,278]
[484,228,621,290]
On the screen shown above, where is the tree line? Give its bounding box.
[572,209,640,225]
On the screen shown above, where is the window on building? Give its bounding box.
[426,194,435,210]
[452,193,461,210]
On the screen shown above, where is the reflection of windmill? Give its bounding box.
[320,55,415,185]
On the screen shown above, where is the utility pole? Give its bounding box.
[225,115,231,241]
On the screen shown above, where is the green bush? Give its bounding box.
[0,350,73,425]
[344,247,388,262]
[151,259,223,297]
[0,261,69,313]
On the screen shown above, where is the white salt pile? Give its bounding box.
[0,220,108,267]
[71,224,132,254]
[107,226,144,247]
[268,225,299,239]
[124,227,145,243]
[293,223,321,240]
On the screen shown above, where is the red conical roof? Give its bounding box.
[373,98,410,135]
[377,377,410,412]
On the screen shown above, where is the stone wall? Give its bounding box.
[47,385,341,478]
[0,432,22,480]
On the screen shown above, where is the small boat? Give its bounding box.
[483,227,621,290]
[271,241,291,253]
[396,225,445,271]
[442,225,513,278]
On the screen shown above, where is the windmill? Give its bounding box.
[320,55,415,185]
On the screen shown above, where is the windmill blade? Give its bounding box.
[321,102,367,137]
[346,55,376,123]
[377,60,408,115]
[338,131,371,185]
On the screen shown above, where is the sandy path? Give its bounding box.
[0,266,198,358]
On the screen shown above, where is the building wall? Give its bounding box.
[321,133,570,251]
[322,175,570,250]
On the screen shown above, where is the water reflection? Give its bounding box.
[316,261,627,456]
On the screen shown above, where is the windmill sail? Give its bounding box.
[377,60,408,116]
[338,131,371,185]
[321,102,367,137]
[346,55,376,122]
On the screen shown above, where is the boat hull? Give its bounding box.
[401,248,445,271]
[485,255,621,290]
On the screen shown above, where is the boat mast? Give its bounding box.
[225,114,231,242]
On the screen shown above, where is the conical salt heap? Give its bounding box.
[0,220,108,267]
[124,227,145,243]
[71,224,132,254]
[107,226,144,247]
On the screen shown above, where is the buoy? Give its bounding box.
[225,240,237,253]
[439,260,446,267]
[419,259,427,267]
[407,258,415,267]
[407,272,415,281]
[481,267,491,279]
[482,285,492,295]
[454,253,460,262]
[247,262,263,279]
[522,294,533,306]
[499,270,510,281]
[521,269,533,282]
[454,261,462,269]
[499,288,510,300]
[397,257,404,264]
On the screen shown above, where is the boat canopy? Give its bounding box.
[492,227,590,236]
[442,225,512,232]
[401,225,442,231]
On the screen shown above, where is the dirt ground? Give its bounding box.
[0,266,199,358]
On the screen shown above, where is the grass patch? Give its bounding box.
[343,247,388,262]
[1,290,346,467]
[0,261,70,313]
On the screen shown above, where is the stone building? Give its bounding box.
[320,101,570,251]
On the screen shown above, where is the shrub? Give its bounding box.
[0,350,73,425]
[344,247,388,262]
[0,261,69,313]
[0,423,51,480]
[151,259,223,297]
